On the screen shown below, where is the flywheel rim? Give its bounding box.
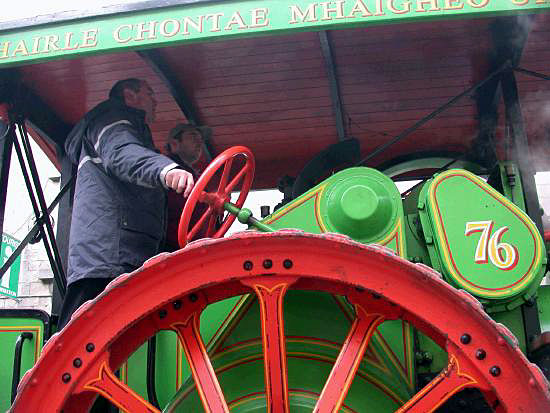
[12,231,550,412]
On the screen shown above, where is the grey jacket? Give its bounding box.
[65,99,176,285]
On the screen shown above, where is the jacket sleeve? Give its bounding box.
[94,121,178,188]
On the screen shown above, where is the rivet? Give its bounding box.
[460,334,471,345]
[159,309,167,319]
[490,366,501,377]
[190,293,198,302]
[86,343,95,353]
[243,261,253,270]
[263,259,273,269]
[73,358,82,368]
[173,300,182,310]
[62,373,71,383]
[475,349,486,360]
[283,259,293,269]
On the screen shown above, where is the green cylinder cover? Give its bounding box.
[321,168,401,244]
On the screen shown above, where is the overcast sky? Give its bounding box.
[0,0,139,22]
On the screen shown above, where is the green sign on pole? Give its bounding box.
[0,233,21,298]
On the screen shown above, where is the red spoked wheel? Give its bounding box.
[13,232,550,412]
[178,146,255,248]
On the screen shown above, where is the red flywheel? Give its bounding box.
[12,232,550,412]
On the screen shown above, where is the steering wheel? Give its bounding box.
[178,146,255,247]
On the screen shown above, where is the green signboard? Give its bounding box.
[0,233,21,298]
[0,0,549,67]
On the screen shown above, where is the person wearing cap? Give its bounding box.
[164,123,212,250]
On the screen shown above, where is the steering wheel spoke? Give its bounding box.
[218,157,234,194]
[188,206,214,240]
[225,164,249,194]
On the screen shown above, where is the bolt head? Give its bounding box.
[190,293,198,302]
[73,358,82,368]
[283,259,293,269]
[243,261,253,270]
[86,343,95,353]
[173,300,182,310]
[62,373,71,383]
[159,309,168,319]
[490,366,501,377]
[263,259,273,269]
[475,349,486,360]
[460,334,472,345]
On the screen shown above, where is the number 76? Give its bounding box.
[464,221,519,271]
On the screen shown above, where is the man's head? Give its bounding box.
[109,78,156,124]
[167,124,211,165]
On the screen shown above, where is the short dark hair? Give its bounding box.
[109,78,142,103]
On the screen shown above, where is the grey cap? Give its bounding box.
[169,123,212,142]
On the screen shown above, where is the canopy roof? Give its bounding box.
[1,1,549,189]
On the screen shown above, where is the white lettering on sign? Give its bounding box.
[465,221,519,271]
[1,245,13,289]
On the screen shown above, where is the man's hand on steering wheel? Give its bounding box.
[165,169,195,197]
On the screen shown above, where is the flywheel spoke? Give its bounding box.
[314,306,385,413]
[245,280,292,413]
[218,157,234,194]
[172,312,230,413]
[396,354,478,412]
[83,361,160,413]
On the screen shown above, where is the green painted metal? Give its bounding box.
[1,0,549,68]
[166,291,414,411]
[263,167,406,255]
[538,285,550,335]
[418,168,546,312]
[0,314,46,411]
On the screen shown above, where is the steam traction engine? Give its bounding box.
[11,146,550,411]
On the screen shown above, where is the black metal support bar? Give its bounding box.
[11,331,33,403]
[0,173,75,284]
[147,336,160,409]
[515,67,550,81]
[319,31,346,141]
[0,120,13,239]
[137,49,213,161]
[356,61,511,167]
[17,122,66,287]
[9,125,66,295]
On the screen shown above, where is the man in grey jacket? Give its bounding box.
[59,78,194,329]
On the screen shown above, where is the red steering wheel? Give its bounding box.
[178,146,255,247]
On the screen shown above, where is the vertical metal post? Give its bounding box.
[501,70,543,233]
[0,120,13,239]
[319,31,346,141]
[500,69,543,344]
